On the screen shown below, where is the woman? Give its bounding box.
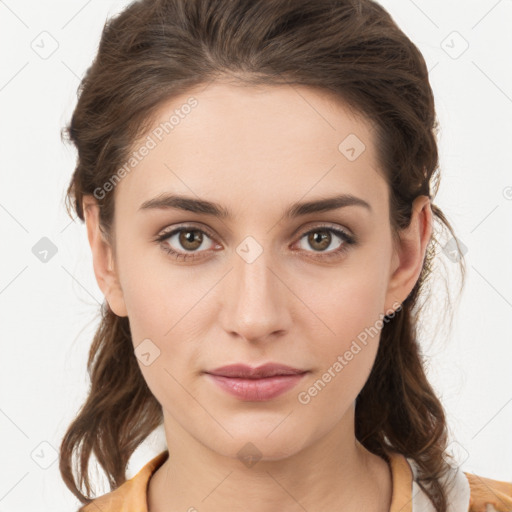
[59,0,512,511]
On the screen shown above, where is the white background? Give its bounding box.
[1,0,511,510]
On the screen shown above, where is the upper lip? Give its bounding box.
[205,363,308,379]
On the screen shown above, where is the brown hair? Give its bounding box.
[60,0,467,510]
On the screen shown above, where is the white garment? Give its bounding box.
[406,457,471,512]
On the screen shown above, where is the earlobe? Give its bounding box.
[384,195,432,313]
[82,195,128,317]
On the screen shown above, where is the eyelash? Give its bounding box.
[154,224,357,262]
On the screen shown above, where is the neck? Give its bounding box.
[147,407,392,512]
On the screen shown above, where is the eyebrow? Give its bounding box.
[138,192,372,218]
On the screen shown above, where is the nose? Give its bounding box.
[218,243,292,343]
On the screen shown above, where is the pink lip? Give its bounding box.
[206,363,307,378]
[204,363,309,401]
[205,373,307,401]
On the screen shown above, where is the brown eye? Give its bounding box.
[294,225,357,261]
[155,224,357,263]
[178,229,204,250]
[155,226,217,261]
[298,228,346,253]
[306,230,332,251]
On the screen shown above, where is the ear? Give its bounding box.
[384,195,432,313]
[82,195,128,317]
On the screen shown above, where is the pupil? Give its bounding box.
[181,230,202,249]
[310,231,330,251]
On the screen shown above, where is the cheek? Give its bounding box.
[296,258,387,346]
[317,284,383,389]
[295,282,384,420]
[292,257,388,401]
[115,243,203,384]
[116,239,185,339]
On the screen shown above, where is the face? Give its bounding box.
[85,82,428,461]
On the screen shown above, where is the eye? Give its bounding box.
[294,225,357,261]
[155,225,219,261]
[154,224,357,262]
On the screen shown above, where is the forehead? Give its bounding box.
[113,82,387,216]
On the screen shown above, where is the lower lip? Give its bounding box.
[205,373,308,401]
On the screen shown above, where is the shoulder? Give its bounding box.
[78,450,169,512]
[405,454,512,512]
[464,471,512,512]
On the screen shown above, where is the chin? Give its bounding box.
[207,431,306,464]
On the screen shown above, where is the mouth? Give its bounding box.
[204,363,309,401]
[205,362,308,379]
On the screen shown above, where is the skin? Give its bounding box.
[83,82,432,512]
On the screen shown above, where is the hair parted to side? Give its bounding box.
[60,0,467,510]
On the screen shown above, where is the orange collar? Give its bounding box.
[387,450,414,512]
[80,449,415,512]
[79,449,512,512]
